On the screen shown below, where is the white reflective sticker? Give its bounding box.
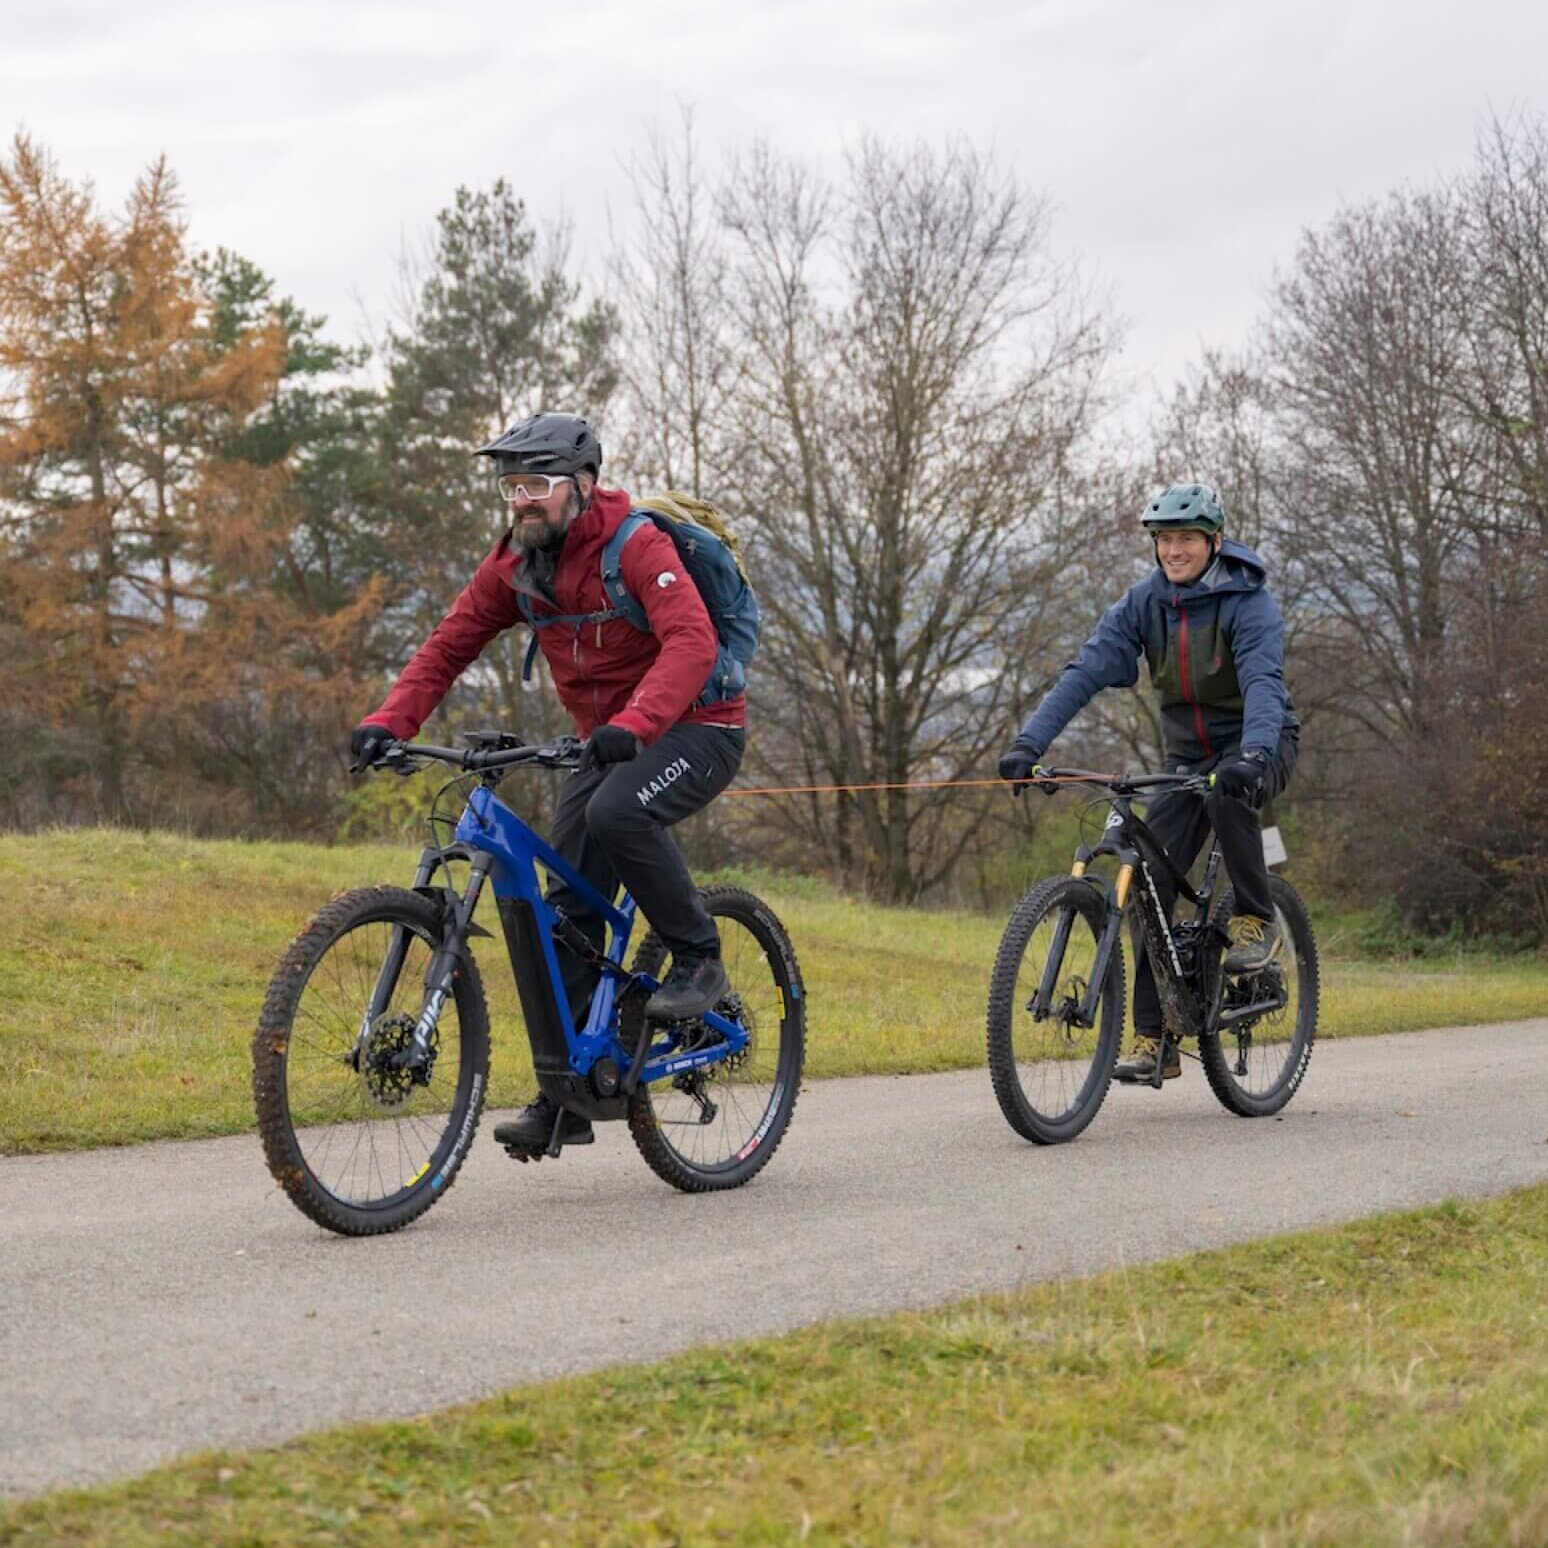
[657,571,677,588]
[1262,824,1288,867]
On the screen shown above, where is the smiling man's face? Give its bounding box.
[1154,527,1216,586]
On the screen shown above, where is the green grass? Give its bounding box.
[3,827,1546,1154]
[6,1185,1548,1545]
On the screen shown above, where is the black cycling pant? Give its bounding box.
[1132,732,1297,1037]
[545,722,745,1023]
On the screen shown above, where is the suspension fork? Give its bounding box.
[354,850,493,1069]
[1075,854,1137,1027]
[1030,904,1080,1018]
[1028,856,1138,1028]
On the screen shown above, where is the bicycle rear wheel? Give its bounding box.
[1199,875,1318,1116]
[253,886,490,1235]
[626,886,804,1192]
[987,875,1124,1145]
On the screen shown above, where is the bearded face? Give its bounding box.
[510,479,583,551]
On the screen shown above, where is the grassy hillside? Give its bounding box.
[6,1185,1548,1544]
[3,827,1546,1153]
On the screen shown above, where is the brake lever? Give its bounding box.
[378,746,424,777]
[535,735,584,767]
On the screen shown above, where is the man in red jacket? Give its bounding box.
[350,413,746,1151]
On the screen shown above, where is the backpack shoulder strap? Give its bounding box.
[599,511,656,633]
[515,513,660,682]
[514,589,541,682]
[513,582,624,681]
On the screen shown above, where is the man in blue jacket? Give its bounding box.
[998,483,1299,1083]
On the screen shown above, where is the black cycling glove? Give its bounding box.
[1214,748,1270,807]
[350,723,393,772]
[580,724,641,773]
[998,743,1054,798]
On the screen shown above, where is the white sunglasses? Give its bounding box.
[498,472,574,501]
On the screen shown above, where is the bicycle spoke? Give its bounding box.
[281,913,467,1207]
[630,895,800,1185]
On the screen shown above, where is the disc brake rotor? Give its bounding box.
[358,1013,434,1110]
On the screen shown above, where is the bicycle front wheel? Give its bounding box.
[987,875,1124,1145]
[1199,874,1318,1117]
[626,886,804,1192]
[253,886,491,1236]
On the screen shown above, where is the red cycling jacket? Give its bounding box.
[362,485,746,745]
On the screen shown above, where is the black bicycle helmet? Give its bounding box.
[1140,482,1225,534]
[476,412,602,477]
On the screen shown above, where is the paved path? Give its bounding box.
[4,1019,1547,1497]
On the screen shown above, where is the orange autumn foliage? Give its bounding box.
[0,134,379,829]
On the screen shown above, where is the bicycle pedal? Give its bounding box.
[502,1144,545,1164]
[1113,1058,1182,1085]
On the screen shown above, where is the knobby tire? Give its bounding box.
[253,886,491,1236]
[987,875,1124,1145]
[626,886,804,1192]
[1198,874,1318,1116]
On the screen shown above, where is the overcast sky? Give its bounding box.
[7,0,1548,426]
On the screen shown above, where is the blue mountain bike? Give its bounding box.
[253,732,805,1236]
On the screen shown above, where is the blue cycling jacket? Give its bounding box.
[1016,539,1299,763]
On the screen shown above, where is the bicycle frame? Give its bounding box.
[1029,766,1296,1080]
[358,749,749,1122]
[1029,772,1226,1048]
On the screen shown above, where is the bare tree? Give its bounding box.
[609,110,737,497]
[713,139,1115,898]
[1459,110,1548,541]
[1152,118,1548,939]
[1264,188,1483,749]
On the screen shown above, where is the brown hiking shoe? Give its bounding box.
[1114,1034,1180,1083]
[1224,914,1281,975]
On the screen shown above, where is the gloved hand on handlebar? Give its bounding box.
[998,741,1055,798]
[350,723,393,772]
[579,723,640,773]
[1213,747,1270,807]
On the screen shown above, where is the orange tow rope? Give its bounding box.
[717,774,1097,798]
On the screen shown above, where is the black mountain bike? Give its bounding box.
[987,767,1318,1145]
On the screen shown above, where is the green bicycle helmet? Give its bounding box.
[1140,483,1225,535]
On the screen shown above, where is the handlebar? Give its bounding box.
[1029,765,1215,797]
[374,734,585,776]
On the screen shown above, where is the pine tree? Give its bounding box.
[376,181,618,742]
